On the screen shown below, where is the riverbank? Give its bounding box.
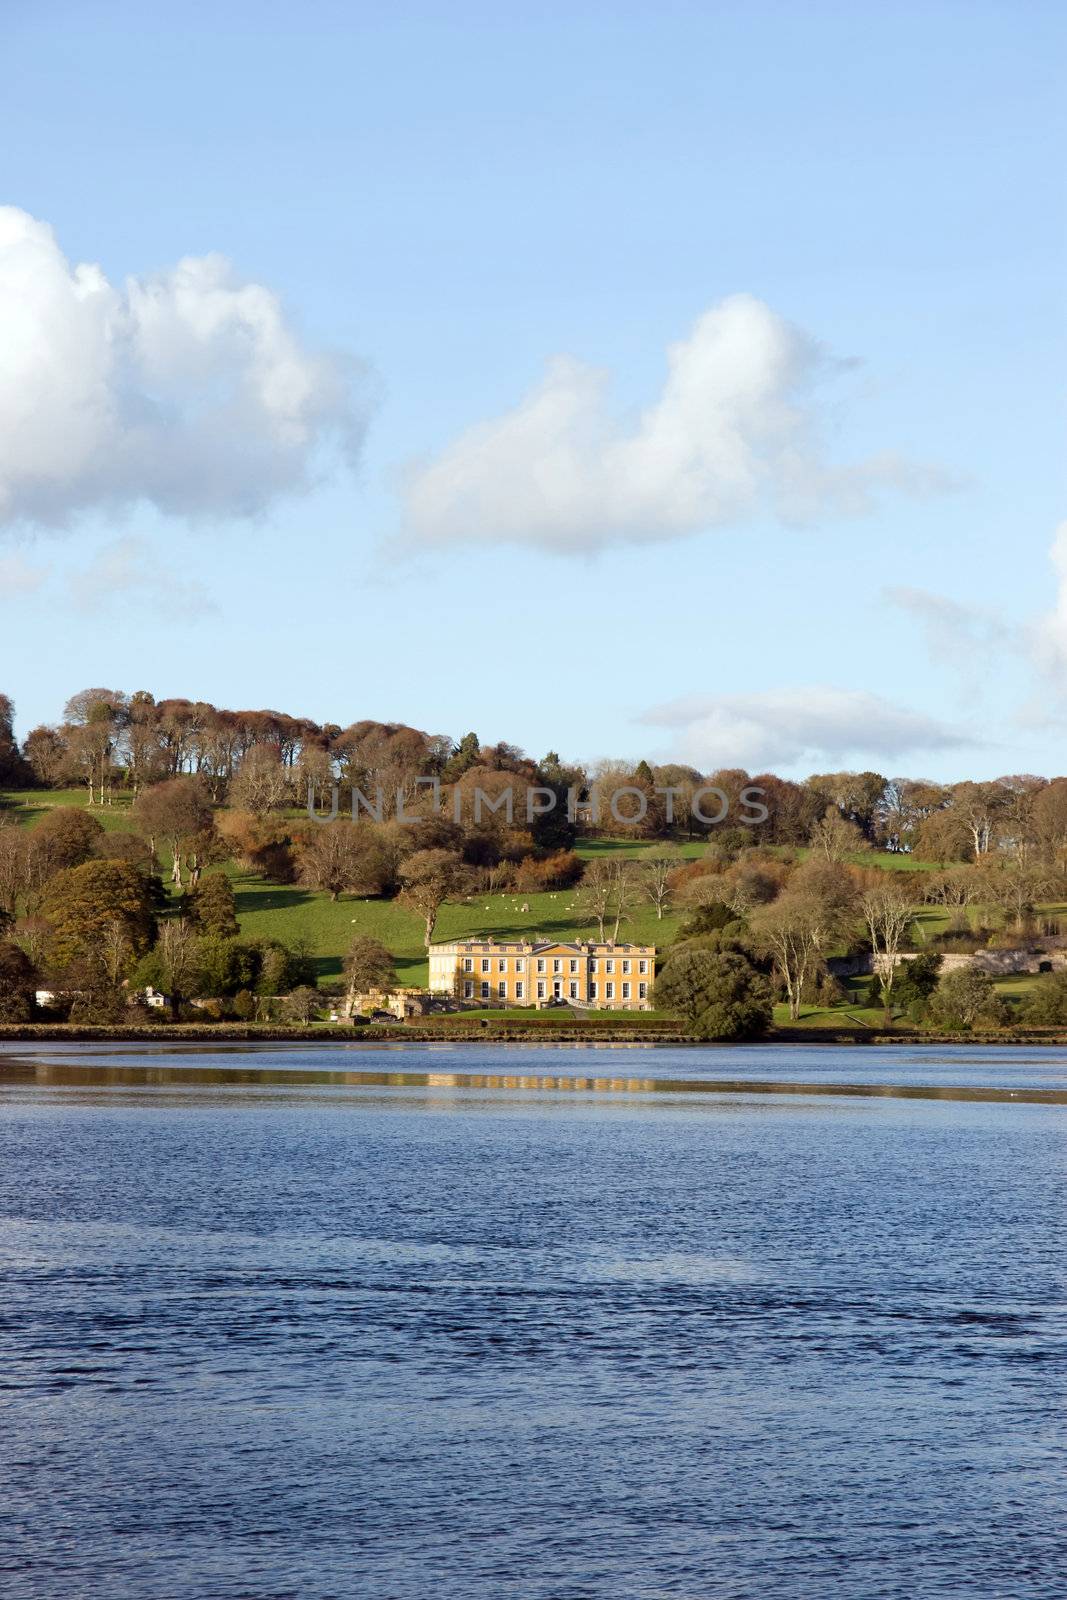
[4,1021,1067,1045]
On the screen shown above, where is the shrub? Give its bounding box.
[1018,972,1067,1027]
[232,989,257,1021]
[892,951,943,1007]
[0,940,36,1021]
[655,950,772,1041]
[929,968,1010,1030]
[285,985,320,1023]
[513,850,583,892]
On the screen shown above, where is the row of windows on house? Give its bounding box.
[462,978,649,1002]
[462,956,649,976]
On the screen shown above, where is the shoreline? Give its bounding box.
[2,1022,1067,1047]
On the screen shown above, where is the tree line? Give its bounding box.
[5,687,1067,1032]
[5,687,1067,861]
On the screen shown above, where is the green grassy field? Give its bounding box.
[226,866,686,984]
[2,787,135,830]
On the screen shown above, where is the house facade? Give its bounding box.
[428,937,655,1010]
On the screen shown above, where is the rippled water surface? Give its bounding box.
[1,1043,1064,1598]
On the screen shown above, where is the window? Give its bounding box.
[480,981,490,999]
[516,958,525,972]
[638,982,647,1000]
[536,980,546,999]
[569,958,578,974]
[515,981,524,1000]
[498,981,506,999]
[537,958,546,974]
[498,958,506,972]
[463,957,473,972]
[622,982,631,1000]
[605,983,614,1000]
[638,959,647,975]
[622,959,631,975]
[481,958,490,973]
[552,958,562,974]
[569,981,578,999]
[589,981,598,1000]
[606,959,615,974]
[463,981,473,999]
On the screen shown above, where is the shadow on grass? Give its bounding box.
[232,885,314,915]
[576,835,702,859]
[442,912,609,944]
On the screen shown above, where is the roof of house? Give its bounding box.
[429,935,654,954]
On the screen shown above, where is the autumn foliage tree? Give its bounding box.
[42,859,156,981]
[133,777,214,888]
[190,872,240,938]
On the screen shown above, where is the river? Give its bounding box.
[1,1042,1063,1598]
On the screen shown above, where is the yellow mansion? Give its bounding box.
[428,937,655,1010]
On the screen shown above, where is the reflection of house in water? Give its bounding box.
[428,937,655,1010]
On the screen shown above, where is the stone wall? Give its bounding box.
[829,946,1067,979]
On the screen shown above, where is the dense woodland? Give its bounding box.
[4,688,1067,1036]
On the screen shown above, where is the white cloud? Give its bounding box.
[0,551,49,598]
[401,294,948,553]
[66,537,216,616]
[884,584,1018,664]
[1034,521,1067,679]
[639,686,975,773]
[0,208,367,530]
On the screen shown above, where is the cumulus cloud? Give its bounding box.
[0,551,49,598]
[401,294,948,553]
[0,208,367,530]
[639,686,975,772]
[66,537,216,616]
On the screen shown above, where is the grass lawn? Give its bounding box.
[575,836,710,861]
[2,788,135,830]
[226,867,686,985]
[772,1002,888,1030]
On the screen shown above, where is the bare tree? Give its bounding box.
[750,895,823,1021]
[808,806,864,863]
[577,858,633,941]
[950,781,1007,860]
[638,848,682,920]
[342,935,397,1017]
[230,745,292,816]
[398,849,469,946]
[978,860,1058,933]
[62,688,128,805]
[858,878,914,999]
[296,824,387,901]
[154,918,202,1018]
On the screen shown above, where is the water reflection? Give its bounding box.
[1,1055,1065,1103]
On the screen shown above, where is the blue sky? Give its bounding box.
[1,0,1064,778]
